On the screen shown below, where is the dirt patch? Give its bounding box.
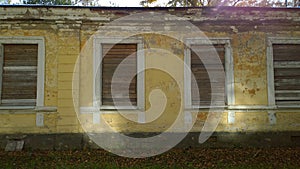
[0,147,299,168]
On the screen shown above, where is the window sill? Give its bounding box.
[229,105,300,110]
[186,105,274,111]
[227,105,276,110]
[0,106,35,110]
[0,106,57,113]
[100,105,141,110]
[185,105,227,111]
[80,106,144,114]
[186,105,300,112]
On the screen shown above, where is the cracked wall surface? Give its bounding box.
[0,6,300,135]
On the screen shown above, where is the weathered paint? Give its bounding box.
[0,6,299,136]
[233,32,268,105]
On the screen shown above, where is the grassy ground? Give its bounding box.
[0,147,299,169]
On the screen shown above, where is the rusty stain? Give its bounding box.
[197,113,208,121]
[243,87,260,97]
[248,89,256,96]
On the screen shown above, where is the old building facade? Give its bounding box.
[0,6,300,149]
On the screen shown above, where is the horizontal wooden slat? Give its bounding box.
[102,93,136,98]
[192,101,225,106]
[103,44,137,49]
[2,81,37,86]
[102,57,136,62]
[102,99,137,105]
[1,92,36,99]
[103,94,137,99]
[191,90,225,95]
[2,76,36,83]
[3,66,37,71]
[2,70,36,75]
[276,97,300,101]
[1,90,36,97]
[276,93,300,98]
[273,51,300,61]
[275,88,300,103]
[102,85,136,91]
[192,94,225,99]
[276,90,300,94]
[192,90,224,95]
[3,61,37,67]
[0,103,36,106]
[274,68,300,77]
[102,91,136,95]
[1,99,36,103]
[102,81,136,89]
[193,78,225,83]
[274,61,300,68]
[192,88,224,94]
[273,44,300,61]
[276,101,300,105]
[275,78,300,84]
[191,59,225,65]
[191,44,225,65]
[3,44,38,67]
[102,91,137,98]
[103,50,137,55]
[2,95,36,100]
[102,64,136,68]
[275,85,300,90]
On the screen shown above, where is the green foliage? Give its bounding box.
[0,0,9,5]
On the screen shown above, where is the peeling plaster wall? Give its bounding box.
[0,6,300,135]
[233,32,267,105]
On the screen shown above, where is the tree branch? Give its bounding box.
[232,0,242,6]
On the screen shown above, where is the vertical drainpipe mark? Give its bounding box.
[228,111,235,124]
[184,111,193,131]
[184,111,192,125]
[138,111,145,123]
[93,112,100,124]
[36,113,44,127]
[268,111,276,125]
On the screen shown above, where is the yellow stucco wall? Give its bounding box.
[0,7,300,135]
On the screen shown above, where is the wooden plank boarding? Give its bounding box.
[190,44,225,106]
[273,44,300,105]
[101,44,137,106]
[1,44,38,106]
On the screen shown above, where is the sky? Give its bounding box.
[99,0,142,7]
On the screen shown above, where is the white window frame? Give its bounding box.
[267,37,300,108]
[0,36,45,110]
[93,37,145,110]
[184,38,234,109]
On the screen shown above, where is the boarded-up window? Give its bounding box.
[273,44,300,105]
[102,44,137,106]
[0,44,38,106]
[191,44,225,106]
